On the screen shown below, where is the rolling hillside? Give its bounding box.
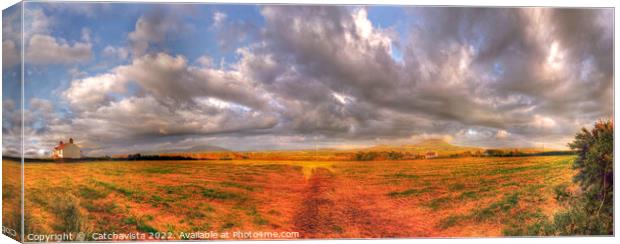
[131,139,559,161]
[363,139,482,155]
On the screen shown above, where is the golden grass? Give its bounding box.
[2,160,21,241]
[5,155,576,239]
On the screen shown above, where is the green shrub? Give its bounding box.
[552,184,571,204]
[567,120,613,233]
[518,121,613,236]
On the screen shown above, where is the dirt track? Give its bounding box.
[293,167,402,238]
[293,168,337,237]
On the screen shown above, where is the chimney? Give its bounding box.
[69,138,74,144]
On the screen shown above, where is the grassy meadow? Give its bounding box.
[2,160,21,240]
[3,154,577,240]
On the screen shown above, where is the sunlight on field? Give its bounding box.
[227,160,334,179]
[2,160,21,241]
[11,155,575,239]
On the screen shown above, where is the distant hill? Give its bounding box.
[415,138,458,147]
[487,147,554,153]
[141,145,229,155]
[363,139,482,154]
[128,139,566,161]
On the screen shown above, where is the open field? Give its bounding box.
[6,155,575,239]
[2,160,21,240]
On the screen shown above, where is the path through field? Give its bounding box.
[294,168,337,237]
[294,167,411,238]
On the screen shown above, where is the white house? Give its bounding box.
[52,138,81,159]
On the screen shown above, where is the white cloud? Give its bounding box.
[532,115,557,129]
[196,55,213,67]
[25,34,92,64]
[2,40,20,69]
[331,92,354,105]
[128,12,182,56]
[102,45,129,59]
[496,130,510,139]
[212,11,227,27]
[64,72,127,111]
[66,52,263,111]
[24,8,53,38]
[6,7,94,66]
[81,27,92,42]
[68,67,89,79]
[2,7,21,42]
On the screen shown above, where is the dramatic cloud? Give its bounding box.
[250,6,610,148]
[254,7,408,136]
[57,51,278,155]
[65,52,270,111]
[9,5,613,156]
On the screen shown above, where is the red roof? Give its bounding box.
[55,143,70,150]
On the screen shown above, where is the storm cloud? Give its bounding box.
[4,4,613,157]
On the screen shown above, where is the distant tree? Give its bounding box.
[387,151,404,160]
[128,153,141,160]
[484,149,503,157]
[354,151,378,161]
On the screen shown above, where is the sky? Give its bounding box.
[1,3,614,157]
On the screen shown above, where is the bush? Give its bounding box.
[564,120,613,235]
[521,120,613,236]
[569,120,613,220]
[552,184,571,204]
